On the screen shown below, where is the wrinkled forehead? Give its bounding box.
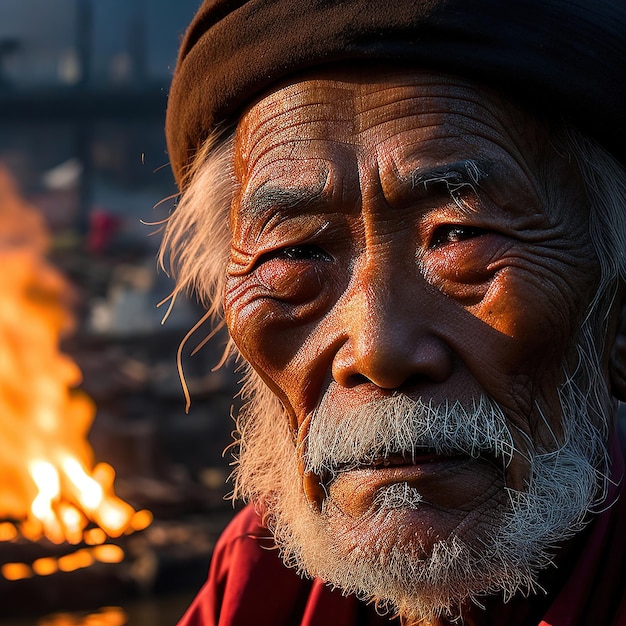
[233,69,552,178]
[231,69,573,222]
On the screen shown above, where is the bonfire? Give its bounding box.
[0,168,150,579]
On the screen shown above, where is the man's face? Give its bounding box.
[224,69,606,617]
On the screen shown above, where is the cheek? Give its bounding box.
[255,262,323,302]
[462,241,598,374]
[441,256,598,461]
[224,268,339,412]
[475,272,571,351]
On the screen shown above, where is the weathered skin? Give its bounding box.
[223,69,618,624]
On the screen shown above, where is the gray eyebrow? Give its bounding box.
[411,159,487,195]
[242,178,329,219]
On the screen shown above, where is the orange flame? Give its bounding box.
[0,167,151,551]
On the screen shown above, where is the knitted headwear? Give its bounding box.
[166,0,626,188]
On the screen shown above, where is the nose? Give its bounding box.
[331,278,454,390]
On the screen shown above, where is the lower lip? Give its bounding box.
[349,456,467,483]
[326,456,476,516]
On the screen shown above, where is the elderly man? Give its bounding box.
[162,1,626,624]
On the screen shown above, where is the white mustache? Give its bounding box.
[303,394,516,478]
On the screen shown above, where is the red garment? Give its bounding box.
[178,438,626,626]
[178,504,398,626]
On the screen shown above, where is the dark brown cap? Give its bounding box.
[166,0,626,189]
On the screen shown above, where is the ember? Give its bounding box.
[0,167,151,563]
[1,543,126,581]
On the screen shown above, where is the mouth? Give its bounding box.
[369,451,444,468]
[302,449,464,512]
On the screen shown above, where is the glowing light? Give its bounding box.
[0,522,18,542]
[27,463,65,544]
[94,498,135,538]
[128,509,153,533]
[20,518,43,542]
[30,461,60,519]
[32,557,58,576]
[37,607,128,626]
[83,606,128,626]
[1,562,32,581]
[58,503,87,545]
[92,544,125,564]
[84,527,107,545]
[57,549,94,572]
[37,612,75,626]
[62,457,103,510]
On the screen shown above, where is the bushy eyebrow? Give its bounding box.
[241,176,330,220]
[377,158,490,212]
[410,159,487,195]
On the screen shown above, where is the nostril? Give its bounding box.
[337,371,370,388]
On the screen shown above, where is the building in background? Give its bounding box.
[0,0,200,246]
[0,0,208,336]
[0,0,199,88]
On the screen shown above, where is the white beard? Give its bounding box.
[232,321,613,625]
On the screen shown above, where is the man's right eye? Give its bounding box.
[278,244,332,262]
[249,243,334,306]
[256,244,332,265]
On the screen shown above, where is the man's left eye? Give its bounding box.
[430,225,486,247]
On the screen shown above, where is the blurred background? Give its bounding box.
[0,2,240,624]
